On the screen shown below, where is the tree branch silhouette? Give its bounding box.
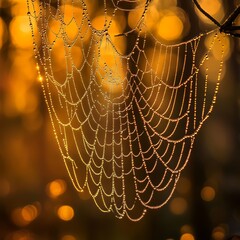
[192,0,240,37]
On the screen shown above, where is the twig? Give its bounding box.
[192,0,221,27]
[192,0,240,37]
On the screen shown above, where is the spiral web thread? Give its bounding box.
[27,0,225,220]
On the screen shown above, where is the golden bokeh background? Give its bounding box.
[1,0,240,239]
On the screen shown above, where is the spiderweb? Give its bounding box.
[27,0,225,220]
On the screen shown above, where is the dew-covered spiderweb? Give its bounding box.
[27,0,225,220]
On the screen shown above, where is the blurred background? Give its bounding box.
[0,0,240,239]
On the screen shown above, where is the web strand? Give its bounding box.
[27,0,225,220]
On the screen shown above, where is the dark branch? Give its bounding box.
[192,0,221,27]
[193,0,240,37]
[220,5,240,34]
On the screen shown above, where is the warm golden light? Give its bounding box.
[212,231,225,240]
[200,32,227,84]
[201,186,216,202]
[195,0,224,24]
[46,179,67,198]
[128,2,187,42]
[180,233,195,240]
[21,205,38,222]
[212,226,226,240]
[50,41,83,75]
[38,75,43,82]
[10,0,39,17]
[128,5,159,33]
[10,230,35,240]
[169,197,187,215]
[11,204,38,226]
[47,17,61,45]
[154,0,177,9]
[128,0,179,36]
[57,205,74,221]
[204,33,231,61]
[91,13,126,54]
[10,0,28,16]
[3,48,39,116]
[143,48,178,83]
[14,87,38,114]
[62,5,83,41]
[70,46,83,69]
[139,47,175,114]
[91,11,126,34]
[61,235,77,240]
[10,16,38,49]
[157,13,183,41]
[36,63,43,82]
[0,0,237,230]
